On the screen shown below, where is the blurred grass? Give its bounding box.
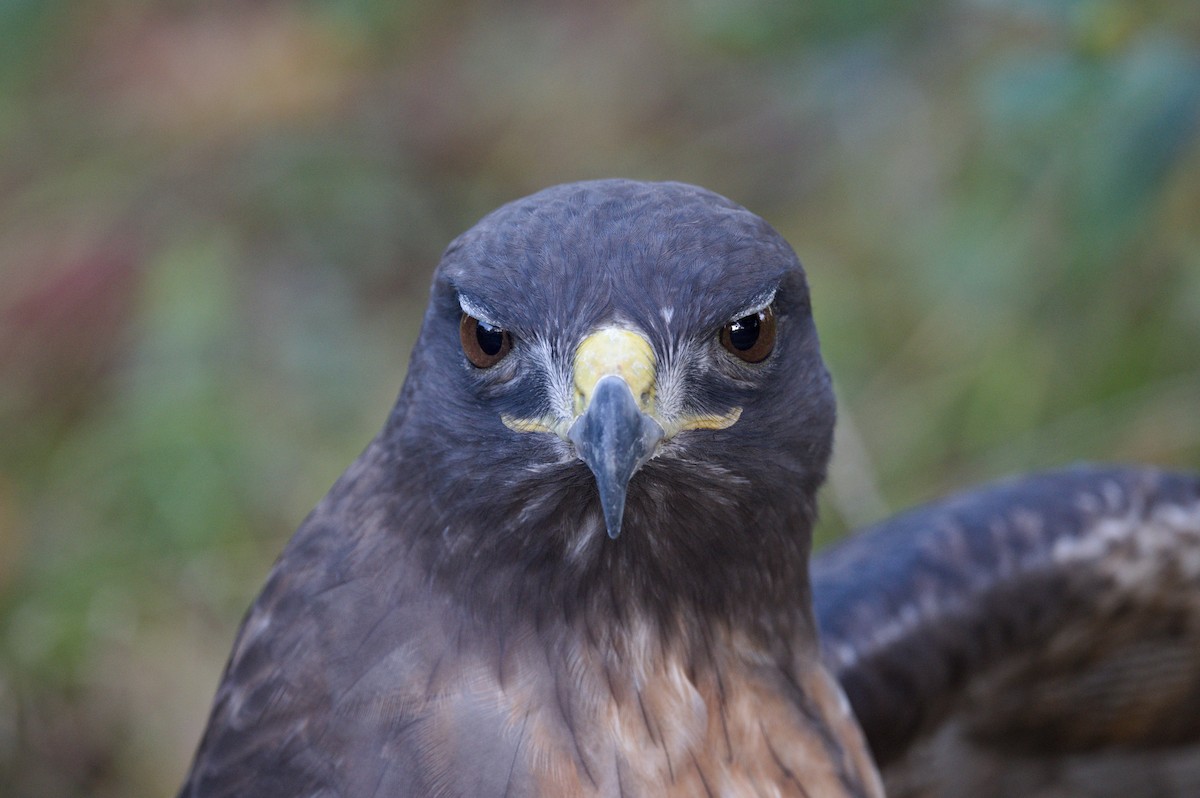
[0,0,1198,795]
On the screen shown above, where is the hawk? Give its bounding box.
[179,180,1200,797]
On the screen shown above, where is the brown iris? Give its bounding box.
[460,314,512,368]
[720,305,776,363]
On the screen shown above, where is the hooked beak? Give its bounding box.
[567,328,664,539]
[568,374,664,539]
[501,325,741,540]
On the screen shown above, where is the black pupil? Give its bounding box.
[728,314,760,350]
[475,321,505,356]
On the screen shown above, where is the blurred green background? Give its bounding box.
[1,0,1198,795]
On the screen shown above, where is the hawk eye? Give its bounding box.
[720,305,776,363]
[460,314,512,368]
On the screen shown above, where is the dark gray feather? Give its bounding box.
[814,464,1200,797]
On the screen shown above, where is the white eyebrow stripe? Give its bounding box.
[457,294,501,327]
[730,287,777,321]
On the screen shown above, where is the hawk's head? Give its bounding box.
[385,180,834,629]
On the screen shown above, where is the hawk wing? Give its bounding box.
[813,464,1200,798]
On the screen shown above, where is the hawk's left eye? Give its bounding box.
[720,306,776,363]
[460,314,512,368]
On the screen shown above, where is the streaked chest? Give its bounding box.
[446,627,885,797]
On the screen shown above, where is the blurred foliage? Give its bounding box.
[0,0,1198,794]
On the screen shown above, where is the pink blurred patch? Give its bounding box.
[1,238,141,416]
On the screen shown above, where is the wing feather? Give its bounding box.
[813,464,1200,797]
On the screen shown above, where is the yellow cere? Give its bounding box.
[673,407,742,432]
[500,414,559,434]
[572,328,657,416]
[501,326,743,437]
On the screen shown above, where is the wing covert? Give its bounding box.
[813,464,1200,796]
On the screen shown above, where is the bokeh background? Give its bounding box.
[1,0,1198,795]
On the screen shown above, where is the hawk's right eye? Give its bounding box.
[460,314,512,368]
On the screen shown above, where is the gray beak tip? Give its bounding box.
[568,376,664,541]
